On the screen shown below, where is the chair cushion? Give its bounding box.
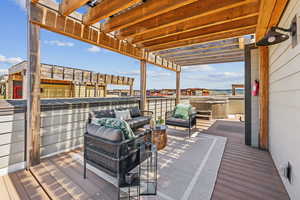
[166,117,190,128]
[115,109,132,121]
[91,110,115,119]
[126,116,151,130]
[87,123,124,142]
[94,118,136,140]
[174,103,192,120]
[130,107,141,118]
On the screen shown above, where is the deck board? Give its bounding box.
[204,120,290,200]
[0,119,290,200]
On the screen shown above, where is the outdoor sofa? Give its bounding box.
[84,107,153,186]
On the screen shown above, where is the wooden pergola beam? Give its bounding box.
[141,16,258,48]
[168,48,242,60]
[256,0,289,41]
[59,0,90,16]
[157,42,239,57]
[148,25,256,52]
[103,0,198,33]
[172,51,244,62]
[130,2,259,44]
[179,57,244,66]
[83,0,141,26]
[177,55,244,64]
[29,3,180,72]
[117,0,253,39]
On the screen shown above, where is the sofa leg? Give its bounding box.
[83,159,87,179]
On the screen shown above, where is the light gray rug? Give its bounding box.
[71,129,226,200]
[143,129,227,200]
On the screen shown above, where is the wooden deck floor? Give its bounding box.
[204,120,290,200]
[0,120,290,200]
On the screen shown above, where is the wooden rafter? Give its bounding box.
[29,3,180,72]
[141,16,257,48]
[83,0,141,26]
[148,26,256,52]
[59,0,90,16]
[117,0,254,39]
[256,0,289,41]
[171,51,244,62]
[128,1,259,44]
[103,0,199,33]
[166,47,242,60]
[157,42,239,57]
[176,54,244,64]
[179,57,244,66]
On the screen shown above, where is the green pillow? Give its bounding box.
[173,103,192,120]
[94,118,136,140]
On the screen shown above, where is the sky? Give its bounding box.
[0,0,244,90]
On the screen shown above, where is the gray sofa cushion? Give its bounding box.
[87,123,124,142]
[130,107,141,118]
[90,110,115,119]
[126,116,151,130]
[166,117,190,128]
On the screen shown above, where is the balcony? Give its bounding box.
[0,97,289,200]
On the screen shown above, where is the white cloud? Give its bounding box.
[182,65,215,72]
[13,0,26,10]
[87,46,101,53]
[0,54,23,65]
[44,40,74,47]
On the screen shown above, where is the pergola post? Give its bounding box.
[26,2,41,168]
[140,60,147,110]
[259,46,269,150]
[176,71,181,105]
[129,84,134,96]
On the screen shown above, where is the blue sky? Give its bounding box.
[0,0,244,90]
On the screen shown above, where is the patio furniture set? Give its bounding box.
[83,103,196,199]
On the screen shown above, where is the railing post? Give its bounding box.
[26,1,41,167]
[140,60,147,110]
[176,71,181,105]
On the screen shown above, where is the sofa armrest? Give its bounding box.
[140,110,153,117]
[189,112,197,126]
[165,110,174,119]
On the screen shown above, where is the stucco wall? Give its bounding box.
[269,0,300,199]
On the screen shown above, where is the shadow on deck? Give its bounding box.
[0,120,290,200]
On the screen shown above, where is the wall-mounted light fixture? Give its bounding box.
[256,21,297,46]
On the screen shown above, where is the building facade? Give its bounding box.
[6,61,134,99]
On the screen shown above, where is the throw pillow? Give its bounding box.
[173,103,192,120]
[94,118,136,140]
[115,109,132,121]
[130,107,141,118]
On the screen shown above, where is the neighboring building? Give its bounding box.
[142,88,209,97]
[6,61,134,99]
[107,89,132,97]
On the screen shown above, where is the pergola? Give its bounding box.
[26,0,288,166]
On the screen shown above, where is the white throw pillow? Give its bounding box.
[115,109,132,121]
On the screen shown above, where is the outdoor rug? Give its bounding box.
[143,129,227,200]
[71,129,226,200]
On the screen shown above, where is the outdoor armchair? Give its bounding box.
[165,109,197,137]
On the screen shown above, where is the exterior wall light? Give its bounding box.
[256,23,297,46]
